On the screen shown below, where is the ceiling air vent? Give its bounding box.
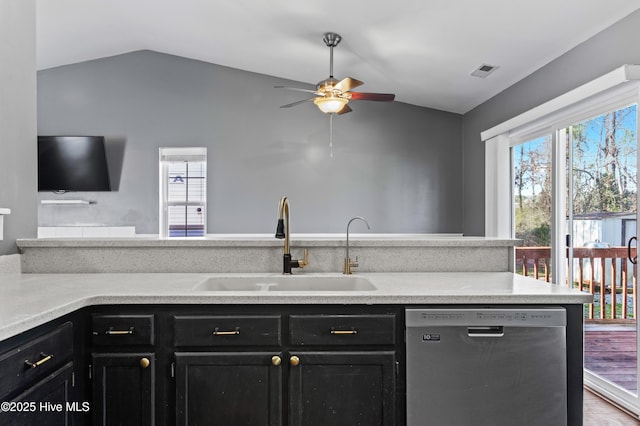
[470,64,499,78]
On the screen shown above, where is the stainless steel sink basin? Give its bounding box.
[193,276,376,292]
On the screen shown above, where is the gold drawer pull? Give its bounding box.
[106,327,134,335]
[271,355,282,366]
[330,329,358,335]
[289,356,300,366]
[213,327,240,336]
[140,357,150,369]
[24,352,53,369]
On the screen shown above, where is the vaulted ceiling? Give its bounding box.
[36,0,640,113]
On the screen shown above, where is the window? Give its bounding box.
[159,147,207,238]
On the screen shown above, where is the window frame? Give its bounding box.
[158,147,207,238]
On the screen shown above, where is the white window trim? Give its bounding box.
[482,65,640,141]
[484,134,511,238]
[484,64,640,240]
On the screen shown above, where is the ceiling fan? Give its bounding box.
[276,32,396,115]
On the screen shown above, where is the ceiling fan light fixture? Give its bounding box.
[313,96,348,114]
[276,33,395,116]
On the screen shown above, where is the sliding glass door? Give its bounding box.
[568,104,639,409]
[511,102,640,414]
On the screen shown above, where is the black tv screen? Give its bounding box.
[38,136,111,192]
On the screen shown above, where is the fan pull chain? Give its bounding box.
[329,113,334,158]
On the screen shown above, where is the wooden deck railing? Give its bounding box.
[515,246,637,320]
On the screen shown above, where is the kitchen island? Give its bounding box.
[3,236,590,424]
[0,270,589,425]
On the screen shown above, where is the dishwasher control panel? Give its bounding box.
[406,308,566,327]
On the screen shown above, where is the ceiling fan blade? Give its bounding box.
[349,92,395,102]
[274,85,320,95]
[280,98,315,108]
[337,104,352,115]
[334,77,364,93]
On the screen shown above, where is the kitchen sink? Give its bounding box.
[193,276,376,292]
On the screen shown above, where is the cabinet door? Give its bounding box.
[92,353,155,426]
[288,351,396,426]
[0,362,76,426]
[175,352,282,426]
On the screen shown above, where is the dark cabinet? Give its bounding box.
[288,314,397,426]
[173,312,399,426]
[173,315,282,347]
[289,314,396,346]
[175,352,282,426]
[0,321,74,398]
[91,353,155,426]
[173,314,283,425]
[1,362,76,426]
[90,314,156,426]
[91,315,154,347]
[288,351,396,426]
[175,350,396,426]
[0,321,78,426]
[85,307,401,426]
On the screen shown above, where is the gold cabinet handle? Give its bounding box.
[140,357,150,369]
[213,327,240,336]
[289,356,300,366]
[330,329,358,335]
[271,355,282,366]
[105,327,134,335]
[24,352,53,369]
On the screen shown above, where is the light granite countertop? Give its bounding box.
[0,272,591,341]
[16,234,520,248]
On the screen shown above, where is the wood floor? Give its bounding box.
[584,389,640,425]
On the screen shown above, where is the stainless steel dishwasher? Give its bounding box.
[406,308,567,426]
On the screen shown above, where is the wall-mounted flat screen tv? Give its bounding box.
[38,136,111,192]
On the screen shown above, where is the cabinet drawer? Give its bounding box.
[174,315,282,346]
[92,314,155,346]
[289,315,396,346]
[1,362,75,426]
[0,322,73,399]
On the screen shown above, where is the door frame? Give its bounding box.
[483,65,640,415]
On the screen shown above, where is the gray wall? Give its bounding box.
[38,50,463,234]
[462,9,640,236]
[0,0,37,255]
[29,9,640,240]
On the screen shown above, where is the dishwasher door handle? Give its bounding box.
[468,326,504,337]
